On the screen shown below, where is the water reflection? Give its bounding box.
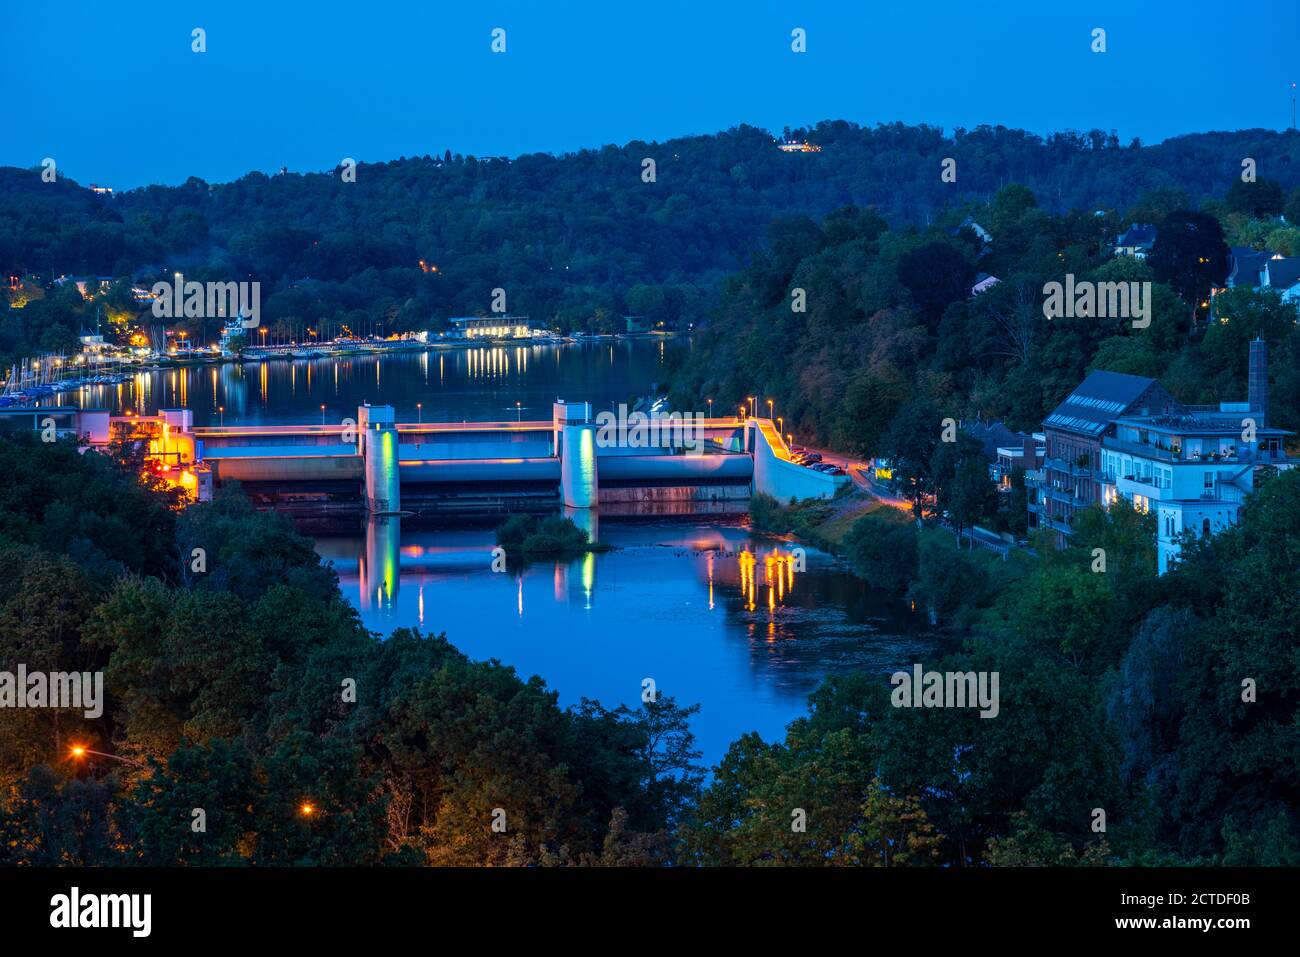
[37,341,682,427]
[317,515,937,764]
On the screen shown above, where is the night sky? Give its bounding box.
[2,0,1296,189]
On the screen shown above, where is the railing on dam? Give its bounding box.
[191,405,759,513]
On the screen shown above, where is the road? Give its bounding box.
[800,443,912,512]
[802,441,1021,555]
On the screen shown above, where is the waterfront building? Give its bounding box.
[449,316,540,339]
[1026,370,1177,546]
[1028,340,1294,572]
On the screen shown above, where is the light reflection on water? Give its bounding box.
[315,516,938,766]
[35,341,681,427]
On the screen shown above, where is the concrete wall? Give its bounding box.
[211,455,364,483]
[596,453,752,483]
[399,457,562,483]
[748,420,846,502]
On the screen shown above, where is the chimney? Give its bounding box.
[1021,435,1035,468]
[1248,338,1269,428]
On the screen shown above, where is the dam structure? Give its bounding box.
[4,401,848,516]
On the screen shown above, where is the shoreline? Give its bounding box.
[2,332,685,404]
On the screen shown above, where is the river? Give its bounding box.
[48,339,937,763]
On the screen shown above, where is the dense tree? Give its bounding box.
[1148,210,1231,328]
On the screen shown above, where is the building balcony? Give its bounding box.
[1044,457,1092,477]
[1041,485,1089,507]
[1102,437,1182,463]
[1117,475,1168,500]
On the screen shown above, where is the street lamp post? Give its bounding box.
[417,402,422,425]
[320,404,326,426]
[218,405,224,427]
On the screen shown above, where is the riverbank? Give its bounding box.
[3,332,686,405]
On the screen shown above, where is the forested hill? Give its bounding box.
[3,122,1300,331]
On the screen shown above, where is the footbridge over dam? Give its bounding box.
[5,401,848,515]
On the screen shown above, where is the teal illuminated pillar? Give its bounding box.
[560,423,598,508]
[360,404,401,515]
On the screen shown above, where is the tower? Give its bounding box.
[1248,338,1269,429]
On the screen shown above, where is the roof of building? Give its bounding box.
[1116,223,1158,247]
[1228,246,1271,287]
[963,420,1033,461]
[950,216,991,243]
[1112,411,1292,438]
[1043,370,1164,437]
[1265,256,1300,289]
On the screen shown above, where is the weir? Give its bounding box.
[2,400,847,514]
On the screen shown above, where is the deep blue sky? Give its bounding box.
[2,0,1296,190]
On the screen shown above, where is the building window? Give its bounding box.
[1201,518,1211,537]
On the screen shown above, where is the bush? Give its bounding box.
[496,514,590,554]
[844,514,918,593]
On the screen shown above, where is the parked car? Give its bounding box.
[803,452,822,463]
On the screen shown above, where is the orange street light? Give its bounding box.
[766,399,774,419]
[299,802,316,817]
[69,744,147,768]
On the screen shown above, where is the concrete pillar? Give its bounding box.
[360,405,401,514]
[560,423,599,508]
[563,504,598,543]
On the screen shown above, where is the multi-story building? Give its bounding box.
[1029,340,1294,573]
[1025,370,1177,546]
[1099,340,1292,572]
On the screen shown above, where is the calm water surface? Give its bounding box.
[40,340,678,426]
[50,339,935,764]
[317,517,937,765]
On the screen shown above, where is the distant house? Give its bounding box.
[624,315,651,334]
[971,273,1001,296]
[962,419,1043,487]
[54,275,113,298]
[1225,246,1272,289]
[1113,223,1157,259]
[1262,255,1300,302]
[950,216,992,249]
